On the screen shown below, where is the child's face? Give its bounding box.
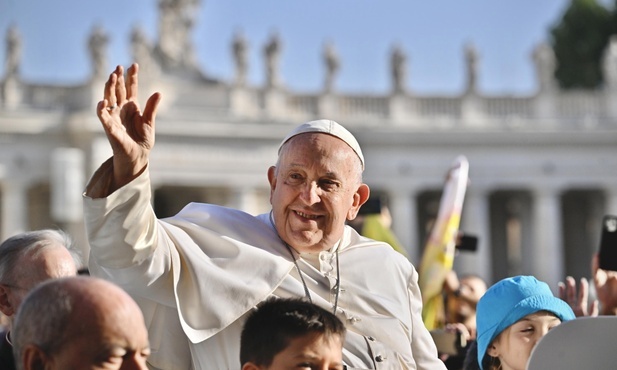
[488,311,561,370]
[265,332,344,370]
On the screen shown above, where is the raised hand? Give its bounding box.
[558,276,598,317]
[592,253,617,315]
[96,63,162,193]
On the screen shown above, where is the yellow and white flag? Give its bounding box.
[419,155,469,330]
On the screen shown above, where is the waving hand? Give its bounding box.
[96,64,162,193]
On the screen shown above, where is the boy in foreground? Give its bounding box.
[240,298,346,370]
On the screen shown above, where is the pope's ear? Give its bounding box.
[267,166,276,189]
[347,184,370,220]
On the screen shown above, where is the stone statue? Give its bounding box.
[464,42,478,93]
[232,30,248,87]
[602,35,617,90]
[323,41,340,93]
[264,32,282,88]
[131,24,159,78]
[88,24,109,80]
[390,44,407,94]
[532,42,557,92]
[157,0,200,70]
[5,24,21,78]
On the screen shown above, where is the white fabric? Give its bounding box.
[84,160,445,370]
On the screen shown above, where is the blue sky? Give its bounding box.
[0,0,577,95]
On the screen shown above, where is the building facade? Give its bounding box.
[1,4,617,290]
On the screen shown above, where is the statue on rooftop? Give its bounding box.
[390,44,407,94]
[532,42,557,93]
[264,31,282,88]
[4,24,21,79]
[157,0,200,71]
[464,42,478,94]
[232,30,248,87]
[131,24,159,78]
[88,24,109,80]
[323,41,340,93]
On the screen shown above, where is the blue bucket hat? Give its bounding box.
[476,275,575,370]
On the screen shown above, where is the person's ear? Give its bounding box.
[0,284,16,317]
[241,362,263,370]
[346,183,370,220]
[267,166,277,203]
[486,343,499,357]
[21,344,49,370]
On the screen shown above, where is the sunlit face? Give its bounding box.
[47,287,150,370]
[264,332,344,370]
[488,311,561,370]
[447,276,487,323]
[268,133,369,253]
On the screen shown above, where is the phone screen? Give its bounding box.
[599,215,617,272]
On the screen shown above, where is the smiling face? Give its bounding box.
[268,133,369,253]
[487,311,561,370]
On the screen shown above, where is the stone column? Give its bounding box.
[387,189,419,263]
[531,187,564,290]
[227,187,264,216]
[606,188,617,215]
[1,180,28,238]
[50,148,85,223]
[458,187,491,283]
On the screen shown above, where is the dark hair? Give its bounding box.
[462,340,500,370]
[240,298,346,367]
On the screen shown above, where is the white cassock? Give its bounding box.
[84,159,445,370]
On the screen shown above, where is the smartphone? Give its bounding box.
[456,233,478,252]
[599,215,617,272]
[430,329,467,356]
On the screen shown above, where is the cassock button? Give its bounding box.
[375,355,384,362]
[368,336,375,341]
[349,316,361,324]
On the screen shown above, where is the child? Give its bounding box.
[474,275,575,370]
[240,298,346,370]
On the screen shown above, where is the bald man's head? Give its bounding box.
[12,276,150,370]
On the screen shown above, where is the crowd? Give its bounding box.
[0,63,616,370]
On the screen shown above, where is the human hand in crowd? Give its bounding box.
[444,322,471,342]
[96,63,162,192]
[558,276,598,317]
[592,253,617,315]
[443,269,460,295]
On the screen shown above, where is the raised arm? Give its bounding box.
[95,63,162,196]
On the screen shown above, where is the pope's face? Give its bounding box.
[268,133,369,253]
